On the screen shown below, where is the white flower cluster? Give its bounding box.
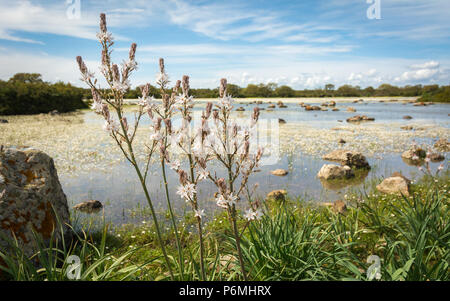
[217,95,234,110]
[174,94,194,109]
[96,31,113,44]
[112,80,130,94]
[176,182,196,202]
[215,193,238,209]
[102,119,120,134]
[156,71,169,87]
[244,209,263,221]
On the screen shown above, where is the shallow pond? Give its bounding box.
[1,98,449,225]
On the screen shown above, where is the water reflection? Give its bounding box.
[319,169,370,190]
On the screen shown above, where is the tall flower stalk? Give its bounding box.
[206,78,264,280]
[169,75,212,280]
[76,13,264,281]
[143,58,186,280]
[76,13,175,280]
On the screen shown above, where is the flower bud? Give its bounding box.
[159,58,165,74]
[178,170,188,185]
[163,94,170,110]
[100,13,107,33]
[129,43,137,61]
[182,75,190,96]
[164,118,172,134]
[155,117,162,131]
[160,144,169,161]
[219,78,227,98]
[102,103,110,120]
[101,50,108,66]
[216,178,227,194]
[174,80,181,92]
[147,107,153,119]
[112,64,120,82]
[252,107,260,123]
[76,56,87,74]
[121,117,128,132]
[205,102,212,119]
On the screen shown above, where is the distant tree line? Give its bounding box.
[0,73,88,115]
[1,73,448,116]
[124,82,449,101]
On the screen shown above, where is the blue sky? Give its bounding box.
[0,0,449,89]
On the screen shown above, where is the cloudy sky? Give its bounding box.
[0,0,449,89]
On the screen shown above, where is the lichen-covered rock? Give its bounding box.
[434,138,450,152]
[0,147,70,258]
[401,148,426,161]
[322,149,370,169]
[376,175,411,197]
[270,169,288,176]
[317,164,354,180]
[332,200,347,214]
[73,200,103,213]
[429,153,445,162]
[346,115,375,123]
[320,200,347,214]
[266,189,287,202]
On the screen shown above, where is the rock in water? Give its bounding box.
[73,200,103,213]
[429,153,445,162]
[401,149,426,160]
[434,138,450,152]
[266,190,287,202]
[270,169,288,176]
[322,149,370,169]
[346,115,375,123]
[376,175,411,197]
[317,164,354,180]
[0,147,71,258]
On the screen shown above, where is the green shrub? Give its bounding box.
[0,73,88,115]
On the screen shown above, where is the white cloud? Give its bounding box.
[395,60,441,83]
[410,61,440,70]
[0,0,159,44]
[0,49,99,85]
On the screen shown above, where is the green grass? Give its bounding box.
[1,173,448,281]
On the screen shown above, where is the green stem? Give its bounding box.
[227,156,248,281]
[161,159,185,280]
[117,109,174,280]
[188,154,206,281]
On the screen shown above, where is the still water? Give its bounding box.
[60,99,449,225]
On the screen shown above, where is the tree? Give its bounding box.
[275,85,295,97]
[0,73,88,115]
[325,83,335,91]
[9,73,44,84]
